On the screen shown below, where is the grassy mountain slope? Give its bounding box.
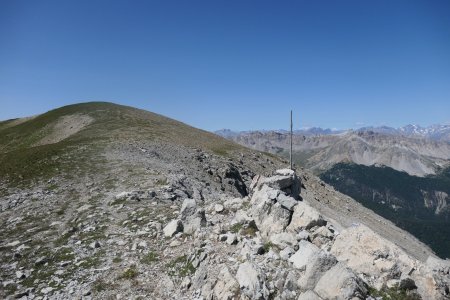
[0,102,261,188]
[320,163,450,258]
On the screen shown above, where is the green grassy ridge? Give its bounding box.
[0,101,246,154]
[320,163,450,258]
[0,101,268,189]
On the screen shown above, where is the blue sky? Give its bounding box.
[1,0,449,130]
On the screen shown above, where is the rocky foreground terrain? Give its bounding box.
[1,102,450,299]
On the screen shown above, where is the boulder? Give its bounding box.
[223,197,246,211]
[330,224,412,280]
[269,232,297,250]
[297,290,323,300]
[215,204,225,213]
[264,169,301,199]
[250,169,301,199]
[219,164,248,197]
[289,240,319,270]
[297,230,310,241]
[280,247,295,260]
[286,202,326,232]
[226,233,238,245]
[180,198,196,216]
[298,250,338,290]
[179,199,206,234]
[213,266,240,300]
[277,193,298,211]
[314,262,368,300]
[249,185,292,237]
[236,262,270,300]
[163,220,183,237]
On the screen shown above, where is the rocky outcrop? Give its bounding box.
[179,198,207,234]
[331,224,449,299]
[236,262,270,299]
[5,166,450,300]
[314,262,368,300]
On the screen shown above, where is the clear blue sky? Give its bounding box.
[1,0,449,130]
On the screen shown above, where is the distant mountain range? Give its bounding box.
[358,124,450,142]
[215,127,450,177]
[216,124,450,142]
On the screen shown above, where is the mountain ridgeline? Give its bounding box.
[320,163,450,258]
[2,102,450,299]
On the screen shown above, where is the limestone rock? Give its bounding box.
[297,290,323,300]
[269,232,297,250]
[298,250,338,290]
[286,202,326,232]
[223,197,245,211]
[215,203,224,213]
[179,198,206,234]
[314,262,368,300]
[280,247,295,260]
[277,193,298,211]
[289,240,319,270]
[213,266,240,300]
[163,219,183,237]
[249,185,292,237]
[236,261,270,300]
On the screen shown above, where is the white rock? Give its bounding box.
[115,191,131,199]
[16,270,25,279]
[223,197,244,211]
[214,204,224,213]
[289,240,319,270]
[6,240,21,247]
[279,247,295,260]
[213,266,240,299]
[249,185,292,237]
[89,241,101,249]
[138,241,148,249]
[163,219,183,237]
[297,290,323,300]
[236,262,269,299]
[277,193,298,211]
[269,232,297,250]
[298,250,338,290]
[297,230,310,241]
[226,233,238,245]
[41,287,54,294]
[314,262,367,300]
[286,202,326,232]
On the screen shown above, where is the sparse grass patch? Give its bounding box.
[230,221,258,237]
[53,247,75,262]
[79,250,105,269]
[166,255,196,277]
[92,278,110,293]
[119,265,138,279]
[230,223,243,233]
[263,242,274,253]
[368,284,421,300]
[241,221,258,237]
[141,251,158,264]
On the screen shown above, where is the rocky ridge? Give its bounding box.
[1,103,449,299]
[3,164,450,299]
